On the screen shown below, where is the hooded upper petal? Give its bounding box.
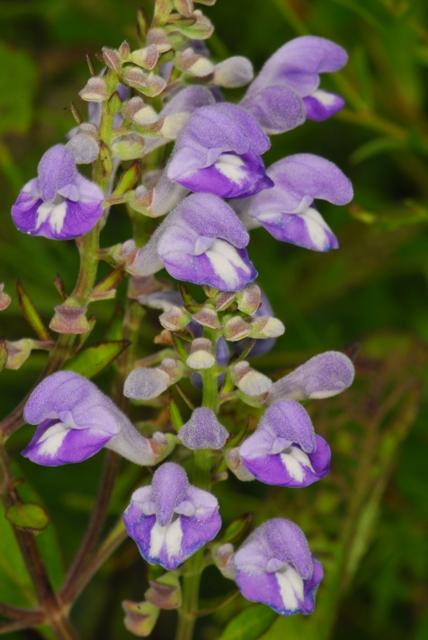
[234,518,323,615]
[244,36,348,127]
[241,154,352,251]
[129,193,257,292]
[167,103,271,199]
[239,400,330,488]
[124,463,221,570]
[268,351,355,403]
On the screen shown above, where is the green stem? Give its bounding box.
[175,551,204,640]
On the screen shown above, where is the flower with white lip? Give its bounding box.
[123,463,221,570]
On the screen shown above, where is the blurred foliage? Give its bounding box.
[1,0,428,639]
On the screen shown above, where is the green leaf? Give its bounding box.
[6,503,49,531]
[64,340,129,378]
[0,43,37,136]
[16,280,51,341]
[219,604,276,640]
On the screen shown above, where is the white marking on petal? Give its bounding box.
[276,566,304,611]
[206,240,250,288]
[215,154,247,184]
[301,208,330,249]
[311,89,338,107]
[36,199,67,234]
[280,446,314,482]
[149,519,183,560]
[37,422,69,457]
[165,518,183,557]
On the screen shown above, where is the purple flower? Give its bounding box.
[128,193,257,292]
[243,36,347,131]
[22,372,167,466]
[268,351,355,404]
[178,408,229,450]
[234,518,323,615]
[241,154,353,251]
[167,103,273,199]
[123,462,221,570]
[239,400,330,488]
[12,145,104,240]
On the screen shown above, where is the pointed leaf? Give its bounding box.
[64,340,129,378]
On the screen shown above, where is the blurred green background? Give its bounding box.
[1,0,428,638]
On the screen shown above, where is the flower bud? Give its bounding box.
[145,572,182,610]
[118,40,131,60]
[111,133,145,161]
[223,316,251,342]
[236,284,261,316]
[249,316,285,339]
[79,77,108,102]
[173,10,214,40]
[212,543,236,579]
[0,283,11,311]
[192,306,220,329]
[4,339,49,370]
[130,45,160,70]
[133,105,159,126]
[49,304,90,335]
[102,47,121,73]
[67,125,99,164]
[158,357,184,384]
[146,28,172,53]
[215,292,235,312]
[176,48,214,77]
[186,337,215,369]
[213,56,254,88]
[174,0,194,17]
[122,601,159,637]
[231,361,272,397]
[159,306,191,331]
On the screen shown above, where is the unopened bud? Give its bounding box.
[249,316,285,339]
[173,10,214,40]
[111,133,145,161]
[231,361,272,397]
[215,292,235,312]
[192,306,220,329]
[236,284,261,316]
[176,48,214,77]
[213,56,254,88]
[79,77,108,102]
[0,283,11,311]
[118,40,131,60]
[50,304,90,335]
[147,28,172,53]
[158,357,184,384]
[223,316,251,342]
[212,543,236,579]
[159,306,191,331]
[130,45,160,70]
[122,601,159,638]
[145,572,182,610]
[133,105,159,126]
[102,47,121,73]
[186,337,215,370]
[174,0,194,17]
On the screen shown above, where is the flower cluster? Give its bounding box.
[10,1,355,632]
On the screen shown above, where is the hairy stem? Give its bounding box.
[175,551,204,640]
